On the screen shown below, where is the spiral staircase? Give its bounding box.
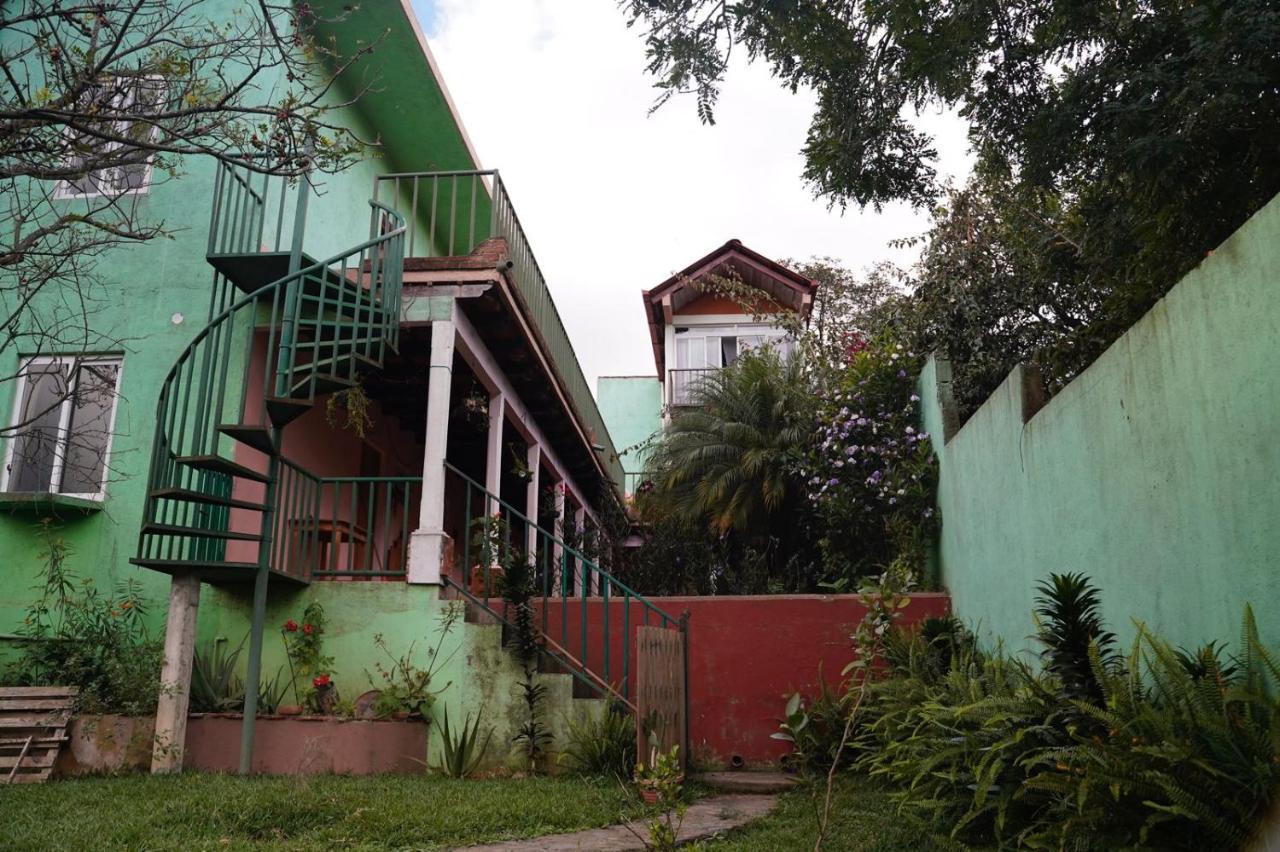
[131,161,406,584]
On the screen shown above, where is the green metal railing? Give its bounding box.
[273,460,420,580]
[372,170,625,495]
[207,156,304,258]
[443,461,683,708]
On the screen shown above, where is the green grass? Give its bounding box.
[1,772,642,851]
[706,774,981,851]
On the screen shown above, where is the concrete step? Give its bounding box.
[695,771,799,795]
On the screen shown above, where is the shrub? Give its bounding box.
[559,704,636,779]
[858,575,1280,849]
[7,522,162,715]
[803,335,938,584]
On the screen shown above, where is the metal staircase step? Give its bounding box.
[218,424,272,454]
[148,486,266,512]
[128,557,308,586]
[264,396,312,428]
[141,523,262,542]
[289,373,355,397]
[176,454,270,484]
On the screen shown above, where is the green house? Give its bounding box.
[0,1,675,774]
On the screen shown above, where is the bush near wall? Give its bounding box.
[780,574,1279,850]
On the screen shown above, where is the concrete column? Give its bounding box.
[485,392,505,505]
[151,573,200,774]
[525,444,541,565]
[407,313,456,584]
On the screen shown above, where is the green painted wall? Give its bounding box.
[195,583,601,771]
[598,376,662,475]
[918,194,1280,657]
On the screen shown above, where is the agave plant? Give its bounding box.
[1033,572,1118,705]
[190,639,245,713]
[434,706,493,779]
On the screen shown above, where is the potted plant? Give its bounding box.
[635,744,684,805]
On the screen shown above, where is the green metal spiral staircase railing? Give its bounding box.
[132,161,406,584]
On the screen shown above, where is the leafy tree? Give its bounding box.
[624,1,1280,415]
[0,1,374,436]
[643,346,820,590]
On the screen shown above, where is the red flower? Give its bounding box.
[302,623,314,635]
[312,674,331,688]
[284,619,298,632]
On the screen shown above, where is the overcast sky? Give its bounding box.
[411,0,973,389]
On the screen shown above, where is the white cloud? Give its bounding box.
[415,0,971,387]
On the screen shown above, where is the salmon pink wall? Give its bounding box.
[543,592,950,766]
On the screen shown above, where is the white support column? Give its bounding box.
[407,311,456,584]
[485,392,506,506]
[525,443,541,564]
[151,574,200,774]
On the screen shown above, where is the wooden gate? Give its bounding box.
[635,624,688,770]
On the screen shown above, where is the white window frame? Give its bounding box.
[54,75,165,200]
[1,355,124,500]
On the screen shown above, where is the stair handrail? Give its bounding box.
[443,460,685,708]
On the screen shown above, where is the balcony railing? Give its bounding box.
[667,367,718,407]
[272,460,421,580]
[372,170,624,495]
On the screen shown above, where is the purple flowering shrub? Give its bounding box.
[802,336,938,580]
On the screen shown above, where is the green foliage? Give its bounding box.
[281,601,334,710]
[558,704,637,779]
[367,604,460,719]
[805,335,938,582]
[1034,572,1117,706]
[625,2,1280,424]
[511,669,553,773]
[771,680,852,776]
[635,744,688,851]
[190,640,245,713]
[647,346,815,536]
[7,521,161,715]
[433,706,493,779]
[858,575,1280,849]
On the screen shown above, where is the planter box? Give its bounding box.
[184,714,428,775]
[55,715,155,777]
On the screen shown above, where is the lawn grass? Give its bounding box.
[0,772,642,851]
[706,774,980,851]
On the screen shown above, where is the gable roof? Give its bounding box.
[641,239,818,374]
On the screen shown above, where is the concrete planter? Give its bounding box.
[184,714,429,775]
[55,714,155,777]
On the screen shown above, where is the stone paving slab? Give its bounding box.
[696,771,799,794]
[457,793,778,851]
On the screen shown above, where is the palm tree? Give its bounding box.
[647,346,814,536]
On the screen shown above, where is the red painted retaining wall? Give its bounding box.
[543,592,950,767]
[184,715,427,775]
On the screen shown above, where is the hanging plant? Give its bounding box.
[325,379,374,439]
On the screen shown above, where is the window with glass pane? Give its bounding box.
[4,358,121,496]
[59,76,165,198]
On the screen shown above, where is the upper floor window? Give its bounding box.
[55,76,166,199]
[2,357,123,499]
[669,324,792,404]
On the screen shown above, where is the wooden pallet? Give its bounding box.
[0,686,78,783]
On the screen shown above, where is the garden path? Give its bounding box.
[458,792,778,850]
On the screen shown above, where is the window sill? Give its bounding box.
[0,492,105,516]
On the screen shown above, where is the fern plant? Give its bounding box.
[558,703,636,778]
[1022,606,1279,850]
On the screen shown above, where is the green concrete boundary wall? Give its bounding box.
[598,376,662,473]
[918,194,1280,657]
